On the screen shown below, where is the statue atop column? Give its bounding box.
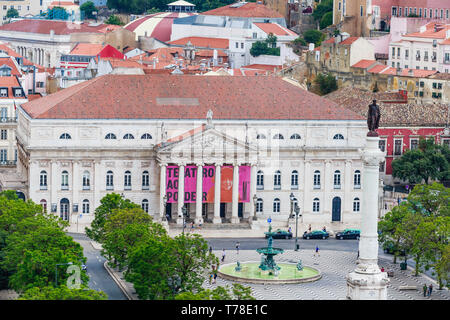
[367,100,380,137]
[206,109,214,129]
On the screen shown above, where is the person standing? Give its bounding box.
[423,284,428,297]
[209,246,212,254]
[308,224,312,232]
[235,242,240,254]
[221,249,226,262]
[213,271,218,284]
[428,284,433,297]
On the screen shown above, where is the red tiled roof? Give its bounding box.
[21,74,364,121]
[367,64,390,74]
[241,64,281,72]
[404,23,450,39]
[339,37,359,45]
[323,38,335,44]
[253,23,298,37]
[70,43,105,56]
[108,59,145,69]
[195,49,227,57]
[399,68,438,78]
[0,76,23,99]
[0,57,21,76]
[202,2,283,18]
[351,59,377,69]
[168,37,229,49]
[0,20,105,35]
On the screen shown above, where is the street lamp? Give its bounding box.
[181,205,188,234]
[294,203,301,251]
[252,194,258,221]
[163,195,168,222]
[55,262,73,287]
[289,193,295,219]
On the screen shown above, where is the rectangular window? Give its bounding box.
[394,139,403,155]
[0,129,6,140]
[379,161,385,173]
[424,8,427,18]
[410,138,419,150]
[235,42,239,49]
[0,149,7,162]
[379,139,386,152]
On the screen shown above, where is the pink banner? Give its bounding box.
[166,165,250,203]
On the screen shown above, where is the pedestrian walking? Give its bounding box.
[235,242,240,254]
[428,284,433,297]
[314,245,320,257]
[288,227,292,233]
[221,249,226,262]
[191,221,195,232]
[423,284,427,297]
[209,246,212,254]
[209,273,213,284]
[322,226,327,232]
[357,250,359,259]
[308,224,312,232]
[213,271,218,284]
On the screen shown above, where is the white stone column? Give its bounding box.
[72,161,80,214]
[231,163,240,224]
[346,136,389,300]
[213,163,222,224]
[159,163,167,222]
[343,160,353,216]
[323,160,332,215]
[50,160,58,216]
[249,163,257,221]
[176,163,185,225]
[195,163,203,224]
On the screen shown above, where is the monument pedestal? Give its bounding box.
[346,135,389,299]
[346,264,389,300]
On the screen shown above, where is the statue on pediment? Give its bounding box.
[367,100,380,137]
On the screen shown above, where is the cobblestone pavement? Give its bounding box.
[202,249,450,300]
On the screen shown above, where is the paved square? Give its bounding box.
[204,249,450,300]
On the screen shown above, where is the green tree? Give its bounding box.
[378,204,409,263]
[303,29,326,47]
[125,233,218,300]
[313,73,337,95]
[80,1,97,19]
[392,137,450,185]
[175,284,255,300]
[320,11,333,29]
[312,0,333,24]
[85,193,140,243]
[19,285,107,300]
[2,215,87,292]
[102,207,166,270]
[48,7,69,20]
[6,8,19,18]
[0,192,43,289]
[105,14,124,25]
[250,33,280,57]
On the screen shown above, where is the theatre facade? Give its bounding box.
[16,74,368,230]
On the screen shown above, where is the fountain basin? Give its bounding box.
[218,261,321,284]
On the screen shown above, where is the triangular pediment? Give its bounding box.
[156,126,257,164]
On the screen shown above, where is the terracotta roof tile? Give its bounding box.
[202,2,283,18]
[0,20,105,35]
[253,23,298,37]
[351,59,377,69]
[21,74,364,121]
[168,37,229,49]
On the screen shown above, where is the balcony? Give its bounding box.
[0,160,16,166]
[257,185,264,190]
[0,117,17,123]
[444,59,450,65]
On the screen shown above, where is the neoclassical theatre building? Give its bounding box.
[16,74,368,230]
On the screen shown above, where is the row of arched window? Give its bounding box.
[39,170,151,190]
[39,198,150,216]
[255,197,361,213]
[256,133,345,140]
[59,133,153,140]
[256,170,361,189]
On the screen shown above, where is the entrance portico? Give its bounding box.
[156,125,258,224]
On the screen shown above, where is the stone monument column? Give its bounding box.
[346,100,389,300]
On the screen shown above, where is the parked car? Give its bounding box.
[335,229,360,240]
[382,242,406,256]
[265,229,293,239]
[302,230,329,240]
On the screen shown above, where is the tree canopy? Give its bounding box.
[250,33,280,57]
[6,8,19,18]
[378,183,450,288]
[392,137,450,185]
[312,73,337,95]
[80,1,97,19]
[18,285,107,300]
